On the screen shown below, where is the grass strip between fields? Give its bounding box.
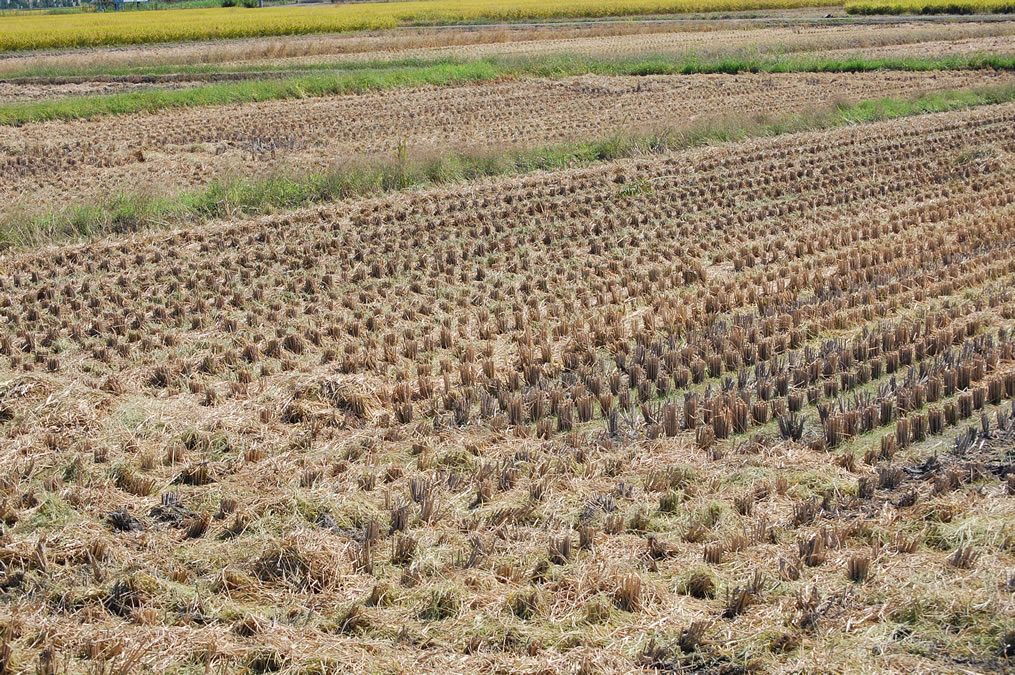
[9,49,1015,81]
[3,52,1015,125]
[4,84,1014,250]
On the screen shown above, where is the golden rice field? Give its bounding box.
[0,0,827,53]
[845,0,1015,13]
[4,0,1014,54]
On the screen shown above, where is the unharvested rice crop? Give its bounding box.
[0,0,829,53]
[846,0,1015,12]
[0,99,1014,671]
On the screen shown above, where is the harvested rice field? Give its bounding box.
[1,9,1015,675]
[3,20,1015,78]
[4,68,1014,220]
[215,22,1015,67]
